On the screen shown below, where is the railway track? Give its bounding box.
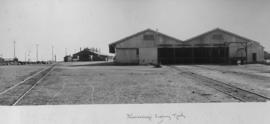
[169,65,270,102]
[0,64,56,105]
[192,65,270,80]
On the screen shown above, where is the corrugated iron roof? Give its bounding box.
[109,28,183,46]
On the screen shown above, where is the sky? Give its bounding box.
[0,0,269,61]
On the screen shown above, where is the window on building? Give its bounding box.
[143,34,155,40]
[212,34,224,40]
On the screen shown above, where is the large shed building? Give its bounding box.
[109,29,182,64]
[109,28,264,65]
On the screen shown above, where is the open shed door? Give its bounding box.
[158,47,229,64]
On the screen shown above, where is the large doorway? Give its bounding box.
[158,47,229,64]
[252,53,257,62]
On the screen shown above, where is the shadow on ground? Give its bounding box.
[66,62,140,67]
[64,61,241,68]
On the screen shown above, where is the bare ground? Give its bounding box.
[175,65,270,98]
[16,62,238,105]
[2,62,270,105]
[0,65,48,92]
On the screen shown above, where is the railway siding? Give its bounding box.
[194,65,270,81]
[0,64,55,105]
[170,66,270,102]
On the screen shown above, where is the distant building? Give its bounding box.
[109,28,265,65]
[264,51,270,63]
[64,48,108,62]
[0,57,4,63]
[0,57,18,65]
[64,55,72,62]
[264,51,270,59]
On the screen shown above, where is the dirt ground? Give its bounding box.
[16,62,241,105]
[1,62,270,105]
[176,65,270,98]
[0,65,48,93]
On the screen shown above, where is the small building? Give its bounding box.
[0,57,19,65]
[71,48,108,61]
[0,57,4,65]
[0,57,4,62]
[64,55,72,62]
[265,51,270,63]
[109,28,265,65]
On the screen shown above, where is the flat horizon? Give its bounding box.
[0,0,269,61]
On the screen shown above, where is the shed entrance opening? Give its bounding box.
[252,53,257,62]
[158,47,229,64]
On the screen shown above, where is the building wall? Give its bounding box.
[246,44,264,62]
[114,30,180,64]
[113,29,264,64]
[72,50,108,61]
[186,30,264,63]
[64,56,72,62]
[115,48,139,64]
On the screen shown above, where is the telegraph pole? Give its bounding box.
[52,46,54,61]
[245,41,248,64]
[25,51,27,62]
[13,41,16,58]
[36,44,39,61]
[28,50,31,62]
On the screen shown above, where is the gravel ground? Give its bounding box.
[16,62,238,105]
[175,65,270,98]
[198,64,270,78]
[0,65,49,92]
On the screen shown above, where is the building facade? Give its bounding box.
[64,48,108,62]
[109,28,265,65]
[109,29,182,64]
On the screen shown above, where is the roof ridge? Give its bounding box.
[184,28,218,42]
[109,28,183,46]
[184,28,261,45]
[109,29,150,46]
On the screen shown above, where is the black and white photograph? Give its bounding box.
[0,0,269,123]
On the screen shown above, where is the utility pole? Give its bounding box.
[52,46,54,61]
[245,41,248,64]
[36,44,39,61]
[25,51,27,62]
[28,50,31,62]
[13,41,16,58]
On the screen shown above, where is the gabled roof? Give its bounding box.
[73,48,108,56]
[109,28,263,53]
[184,28,260,45]
[109,28,183,46]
